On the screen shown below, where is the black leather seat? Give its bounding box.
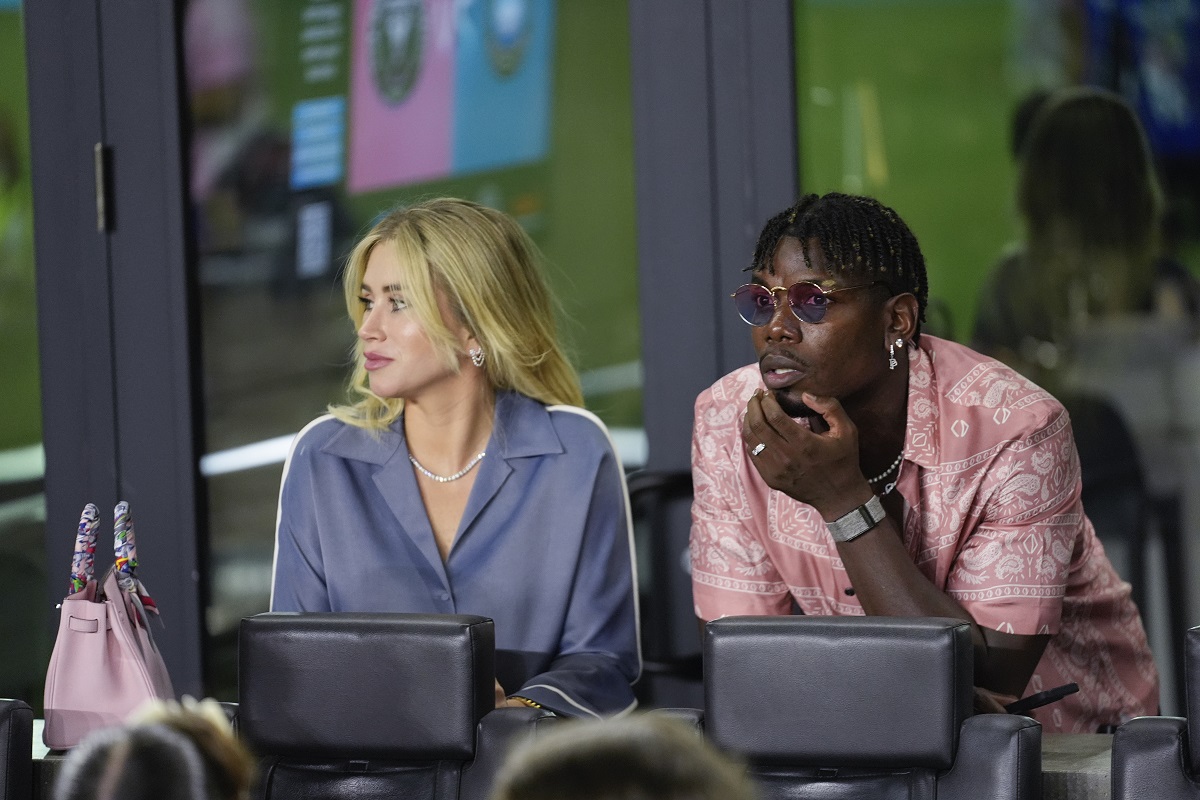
[0,699,32,800]
[1061,390,1185,711]
[238,612,559,800]
[625,469,702,709]
[702,616,1041,800]
[1111,626,1200,799]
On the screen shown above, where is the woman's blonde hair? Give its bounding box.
[1017,87,1164,319]
[330,198,583,430]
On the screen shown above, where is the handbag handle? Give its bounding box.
[114,500,139,584]
[69,503,100,595]
[110,501,159,616]
[69,501,155,610]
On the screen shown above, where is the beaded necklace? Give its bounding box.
[867,451,903,496]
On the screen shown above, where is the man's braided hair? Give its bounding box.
[748,192,929,337]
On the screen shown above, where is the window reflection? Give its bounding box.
[0,0,49,709]
[795,0,1200,713]
[184,0,641,696]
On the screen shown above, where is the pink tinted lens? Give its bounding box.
[733,284,777,326]
[786,282,831,323]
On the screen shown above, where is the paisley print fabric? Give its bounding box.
[690,335,1158,733]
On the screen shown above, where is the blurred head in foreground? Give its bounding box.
[491,714,757,800]
[53,697,256,800]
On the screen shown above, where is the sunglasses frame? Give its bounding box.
[731,279,882,326]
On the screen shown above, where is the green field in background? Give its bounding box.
[796,0,1019,342]
[0,9,39,451]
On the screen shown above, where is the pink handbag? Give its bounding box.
[43,502,175,749]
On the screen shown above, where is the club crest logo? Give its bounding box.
[484,0,532,77]
[370,0,424,105]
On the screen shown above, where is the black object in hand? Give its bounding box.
[1004,682,1080,715]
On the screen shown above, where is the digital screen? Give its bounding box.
[285,0,554,195]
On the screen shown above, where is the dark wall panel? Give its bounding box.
[27,0,203,695]
[25,0,118,626]
[97,0,202,696]
[631,0,798,471]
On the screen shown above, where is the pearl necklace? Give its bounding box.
[866,451,904,496]
[409,451,486,483]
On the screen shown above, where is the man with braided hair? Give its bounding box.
[690,192,1158,733]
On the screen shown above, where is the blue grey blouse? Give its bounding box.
[270,391,641,717]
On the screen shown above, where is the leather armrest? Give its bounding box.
[936,713,1042,800]
[239,612,494,760]
[704,616,973,768]
[1113,716,1200,800]
[0,699,33,800]
[460,707,563,800]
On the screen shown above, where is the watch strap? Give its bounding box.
[826,495,885,543]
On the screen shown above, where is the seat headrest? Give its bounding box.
[239,612,494,760]
[704,616,974,769]
[1187,626,1200,765]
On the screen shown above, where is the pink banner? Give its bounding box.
[347,0,455,193]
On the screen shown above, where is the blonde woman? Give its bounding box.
[271,198,640,718]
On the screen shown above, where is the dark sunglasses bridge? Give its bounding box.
[731,280,881,326]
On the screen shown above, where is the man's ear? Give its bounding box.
[885,293,920,343]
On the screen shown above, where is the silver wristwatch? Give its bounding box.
[826,495,885,543]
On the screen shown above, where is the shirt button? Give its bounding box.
[438,591,450,601]
[844,587,856,596]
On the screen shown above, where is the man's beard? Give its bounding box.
[773,388,817,419]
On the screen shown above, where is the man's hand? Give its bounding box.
[973,686,1020,714]
[742,390,872,519]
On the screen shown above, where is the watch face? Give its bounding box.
[370,0,424,106]
[484,0,532,77]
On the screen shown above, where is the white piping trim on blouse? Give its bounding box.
[547,404,645,683]
[268,414,334,610]
[521,683,638,720]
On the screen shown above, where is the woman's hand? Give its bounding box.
[494,679,533,709]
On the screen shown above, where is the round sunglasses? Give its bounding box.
[731,280,881,326]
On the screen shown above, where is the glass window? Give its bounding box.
[183,0,640,697]
[794,0,1200,714]
[0,0,49,708]
[795,0,1014,342]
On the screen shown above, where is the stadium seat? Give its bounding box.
[238,612,559,800]
[703,615,1041,800]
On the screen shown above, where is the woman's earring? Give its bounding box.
[888,338,903,370]
[469,347,486,368]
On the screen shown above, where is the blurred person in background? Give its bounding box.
[184,0,261,255]
[491,714,757,800]
[972,86,1199,387]
[270,198,640,718]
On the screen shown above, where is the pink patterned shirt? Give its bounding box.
[691,335,1158,733]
